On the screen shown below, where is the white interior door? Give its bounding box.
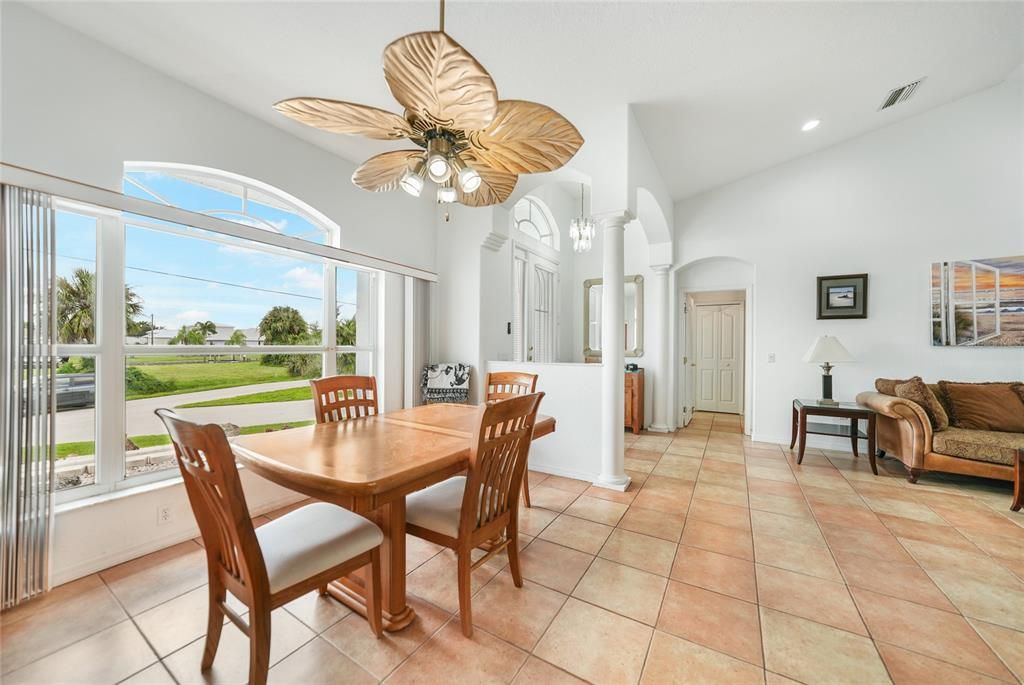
[512,246,558,362]
[694,303,744,414]
[530,262,557,362]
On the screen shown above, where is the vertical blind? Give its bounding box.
[1,185,57,608]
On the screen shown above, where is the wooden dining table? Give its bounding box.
[232,403,555,631]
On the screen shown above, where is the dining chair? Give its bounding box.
[484,371,539,507]
[155,409,384,685]
[404,392,544,637]
[310,374,378,424]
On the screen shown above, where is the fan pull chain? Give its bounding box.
[439,0,445,32]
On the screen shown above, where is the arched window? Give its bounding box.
[123,162,339,246]
[512,196,559,251]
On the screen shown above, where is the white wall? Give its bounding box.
[1,4,439,584]
[0,4,437,272]
[673,75,1024,444]
[52,471,300,587]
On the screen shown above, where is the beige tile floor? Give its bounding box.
[3,411,1023,684]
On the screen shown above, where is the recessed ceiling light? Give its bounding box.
[802,119,820,132]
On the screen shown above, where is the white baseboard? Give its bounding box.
[751,431,863,453]
[528,461,600,485]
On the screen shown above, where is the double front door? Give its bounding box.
[694,304,743,414]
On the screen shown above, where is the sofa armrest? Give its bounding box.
[856,391,932,467]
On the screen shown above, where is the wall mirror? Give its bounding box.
[583,275,644,359]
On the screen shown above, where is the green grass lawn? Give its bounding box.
[55,420,314,459]
[126,360,309,400]
[176,385,312,408]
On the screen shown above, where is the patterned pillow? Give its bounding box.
[895,377,949,431]
[875,377,913,396]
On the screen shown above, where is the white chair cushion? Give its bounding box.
[406,476,467,538]
[256,502,383,594]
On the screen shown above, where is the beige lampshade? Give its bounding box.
[802,335,854,364]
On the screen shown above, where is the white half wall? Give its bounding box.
[52,470,303,587]
[673,75,1024,445]
[484,361,603,483]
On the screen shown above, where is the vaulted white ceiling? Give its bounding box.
[32,1,1024,200]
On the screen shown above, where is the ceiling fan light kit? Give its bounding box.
[273,0,584,208]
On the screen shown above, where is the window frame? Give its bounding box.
[512,196,561,253]
[55,168,381,505]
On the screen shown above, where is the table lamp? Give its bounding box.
[802,335,854,405]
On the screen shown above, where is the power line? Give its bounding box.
[55,253,359,307]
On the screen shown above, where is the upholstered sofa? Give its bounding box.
[856,385,1022,511]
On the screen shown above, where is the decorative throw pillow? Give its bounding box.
[875,377,912,396]
[938,381,1024,433]
[895,377,949,431]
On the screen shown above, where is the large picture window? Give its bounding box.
[54,164,380,500]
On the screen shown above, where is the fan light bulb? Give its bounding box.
[458,166,481,193]
[426,138,452,183]
[427,155,451,182]
[437,184,457,204]
[400,159,426,197]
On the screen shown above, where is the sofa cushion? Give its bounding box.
[931,427,1024,467]
[895,377,949,431]
[939,381,1024,433]
[875,377,913,396]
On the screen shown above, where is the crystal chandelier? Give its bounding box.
[569,183,594,253]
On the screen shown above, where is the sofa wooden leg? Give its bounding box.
[1011,450,1022,512]
[907,468,925,484]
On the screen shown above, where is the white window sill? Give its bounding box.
[55,473,186,515]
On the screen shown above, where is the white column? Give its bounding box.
[595,211,631,491]
[648,264,672,433]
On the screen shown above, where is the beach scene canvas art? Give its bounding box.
[931,255,1024,346]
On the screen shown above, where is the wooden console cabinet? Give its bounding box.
[625,369,645,434]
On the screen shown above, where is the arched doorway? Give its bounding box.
[674,256,756,435]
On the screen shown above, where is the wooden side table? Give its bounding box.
[790,399,877,474]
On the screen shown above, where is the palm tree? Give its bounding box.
[169,325,205,345]
[193,320,218,338]
[337,317,357,346]
[57,268,145,344]
[226,330,247,346]
[56,269,96,344]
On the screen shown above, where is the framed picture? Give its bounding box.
[817,273,867,319]
[930,255,1024,346]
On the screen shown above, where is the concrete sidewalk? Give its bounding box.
[56,378,311,443]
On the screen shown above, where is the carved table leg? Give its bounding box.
[850,418,859,457]
[789,404,798,450]
[797,409,808,464]
[867,414,877,475]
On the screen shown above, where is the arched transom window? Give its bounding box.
[512,196,559,251]
[123,162,339,246]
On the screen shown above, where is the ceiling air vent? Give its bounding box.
[878,78,926,111]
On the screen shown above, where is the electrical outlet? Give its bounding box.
[157,506,172,526]
[767,353,776,363]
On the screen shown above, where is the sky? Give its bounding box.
[931,256,1024,295]
[55,171,363,337]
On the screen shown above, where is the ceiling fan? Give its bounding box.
[273,0,584,207]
